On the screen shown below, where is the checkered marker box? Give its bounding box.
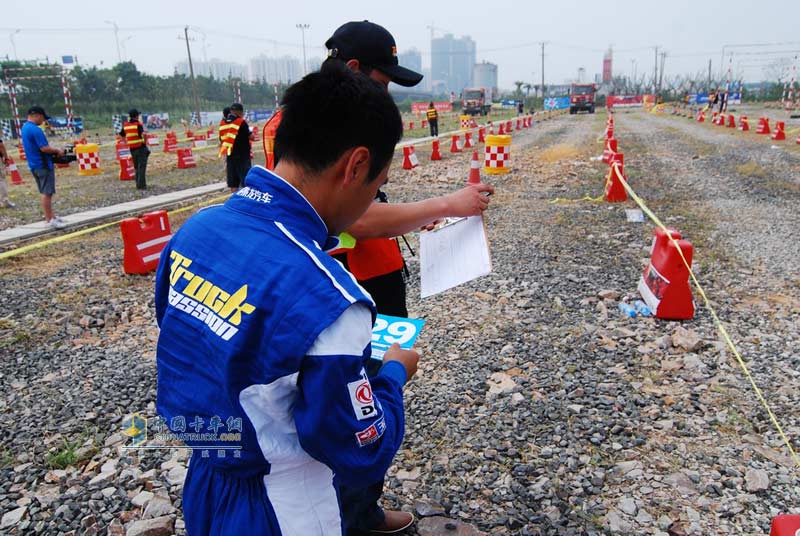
[483,135,511,175]
[76,144,102,176]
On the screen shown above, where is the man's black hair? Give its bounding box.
[230,103,244,112]
[321,56,374,77]
[222,106,231,117]
[275,61,402,182]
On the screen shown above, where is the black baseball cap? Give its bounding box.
[27,106,50,120]
[325,21,423,87]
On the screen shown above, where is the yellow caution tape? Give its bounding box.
[0,193,230,261]
[549,194,604,204]
[609,163,800,467]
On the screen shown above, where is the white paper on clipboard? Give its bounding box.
[419,215,492,298]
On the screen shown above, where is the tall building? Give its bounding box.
[473,61,498,94]
[398,48,422,75]
[431,34,476,94]
[174,60,246,80]
[602,48,613,83]
[249,55,302,84]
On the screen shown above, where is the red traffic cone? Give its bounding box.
[604,161,628,203]
[431,139,442,161]
[17,144,26,161]
[7,157,23,185]
[697,110,705,122]
[478,127,486,143]
[515,118,521,130]
[488,122,494,135]
[402,145,419,169]
[119,156,135,181]
[468,151,481,184]
[796,133,800,145]
[506,120,512,132]
[738,116,749,131]
[601,139,618,163]
[756,117,770,134]
[422,119,427,129]
[727,114,736,128]
[771,121,786,141]
[450,135,463,153]
[464,131,474,149]
[498,123,505,135]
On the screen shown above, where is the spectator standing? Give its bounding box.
[20,106,66,228]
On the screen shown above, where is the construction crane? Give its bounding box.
[426,23,451,43]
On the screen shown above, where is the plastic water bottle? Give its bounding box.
[633,300,652,317]
[618,302,637,317]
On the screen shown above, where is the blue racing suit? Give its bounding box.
[154,166,408,535]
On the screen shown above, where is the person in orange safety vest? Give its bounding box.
[119,109,150,190]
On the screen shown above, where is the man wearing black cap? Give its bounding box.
[120,109,150,190]
[323,21,493,536]
[21,106,66,229]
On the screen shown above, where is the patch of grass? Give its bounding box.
[735,161,767,178]
[46,439,80,469]
[538,144,580,163]
[0,445,14,469]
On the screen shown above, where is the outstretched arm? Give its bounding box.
[348,183,495,240]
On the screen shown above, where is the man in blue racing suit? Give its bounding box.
[155,62,418,535]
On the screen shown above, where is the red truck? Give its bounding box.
[569,83,597,114]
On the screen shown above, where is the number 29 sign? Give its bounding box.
[371,314,425,361]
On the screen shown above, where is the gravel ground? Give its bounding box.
[1,109,798,536]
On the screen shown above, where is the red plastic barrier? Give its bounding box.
[638,227,695,320]
[120,211,172,274]
[116,140,130,161]
[177,148,196,169]
[119,157,135,181]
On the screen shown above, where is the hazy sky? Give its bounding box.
[4,0,800,89]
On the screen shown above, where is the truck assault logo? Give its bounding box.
[168,250,256,340]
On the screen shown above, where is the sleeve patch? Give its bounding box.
[347,369,378,421]
[355,416,386,447]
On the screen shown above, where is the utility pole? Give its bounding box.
[183,26,201,126]
[708,59,712,89]
[659,52,666,96]
[296,24,310,76]
[10,29,20,60]
[653,46,659,94]
[540,42,546,98]
[104,21,122,64]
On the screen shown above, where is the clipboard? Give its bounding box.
[419,215,492,298]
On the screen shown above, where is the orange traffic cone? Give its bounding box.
[431,139,442,161]
[464,132,473,148]
[7,157,23,185]
[771,121,786,141]
[17,144,26,161]
[450,135,463,153]
[402,145,419,169]
[468,151,481,184]
[119,156,135,181]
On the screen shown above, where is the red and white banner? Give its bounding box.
[607,95,643,108]
[411,101,453,114]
